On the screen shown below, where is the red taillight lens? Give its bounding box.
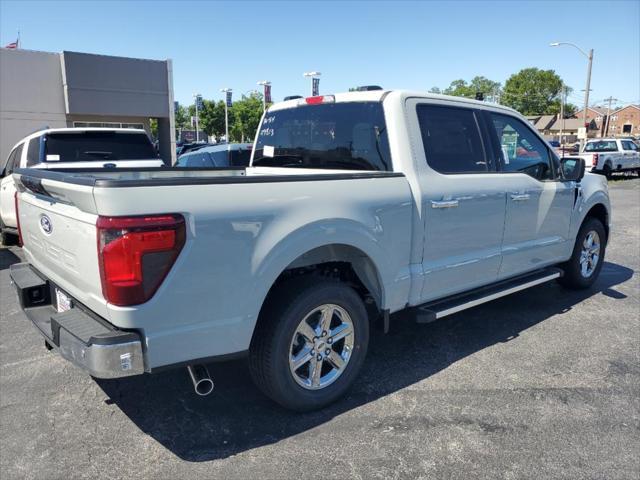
[303,95,335,105]
[97,214,185,306]
[14,192,23,247]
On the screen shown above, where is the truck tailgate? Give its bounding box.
[17,187,108,319]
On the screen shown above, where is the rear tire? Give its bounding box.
[603,163,612,180]
[558,217,606,289]
[249,277,369,411]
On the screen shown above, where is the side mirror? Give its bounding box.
[560,157,585,182]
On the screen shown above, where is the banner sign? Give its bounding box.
[312,77,320,96]
[264,84,272,104]
[226,91,233,107]
[195,95,203,110]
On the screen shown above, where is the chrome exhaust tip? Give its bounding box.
[187,364,214,396]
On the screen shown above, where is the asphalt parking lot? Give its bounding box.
[1,178,638,480]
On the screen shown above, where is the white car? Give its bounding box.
[580,138,640,178]
[0,128,164,243]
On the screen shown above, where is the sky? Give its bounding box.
[1,0,639,109]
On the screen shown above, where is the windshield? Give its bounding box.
[44,131,158,162]
[584,141,617,152]
[253,102,391,171]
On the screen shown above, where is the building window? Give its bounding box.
[73,122,144,130]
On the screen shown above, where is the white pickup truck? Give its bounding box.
[580,137,640,178]
[0,128,164,244]
[10,91,611,411]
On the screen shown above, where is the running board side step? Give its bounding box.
[416,268,563,324]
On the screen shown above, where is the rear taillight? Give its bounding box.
[14,192,23,247]
[593,153,599,167]
[97,214,185,306]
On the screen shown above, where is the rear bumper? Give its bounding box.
[9,262,145,379]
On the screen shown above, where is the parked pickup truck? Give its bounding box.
[0,128,164,244]
[10,91,611,411]
[580,138,640,178]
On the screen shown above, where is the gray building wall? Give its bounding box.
[1,49,175,167]
[0,49,68,163]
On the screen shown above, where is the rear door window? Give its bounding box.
[3,148,18,175]
[584,141,618,152]
[416,104,489,173]
[253,102,391,171]
[43,131,158,162]
[26,138,41,166]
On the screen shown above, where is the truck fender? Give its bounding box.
[248,218,390,323]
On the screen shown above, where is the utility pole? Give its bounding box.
[257,81,271,112]
[582,48,594,147]
[220,88,232,143]
[193,93,201,143]
[559,84,565,146]
[550,42,593,148]
[602,96,618,137]
[303,71,321,96]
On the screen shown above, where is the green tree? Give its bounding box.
[428,86,441,94]
[199,100,229,140]
[502,68,569,115]
[230,93,264,142]
[149,118,158,139]
[174,104,190,130]
[443,76,501,99]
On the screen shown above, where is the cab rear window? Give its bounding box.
[253,102,391,171]
[44,131,157,162]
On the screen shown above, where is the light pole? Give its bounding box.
[220,88,232,143]
[257,80,271,112]
[193,93,201,143]
[303,71,321,96]
[550,42,594,148]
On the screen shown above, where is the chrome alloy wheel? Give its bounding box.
[579,230,601,278]
[288,304,355,390]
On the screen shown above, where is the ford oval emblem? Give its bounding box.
[40,215,53,235]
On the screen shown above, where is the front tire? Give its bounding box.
[558,217,606,289]
[249,277,369,411]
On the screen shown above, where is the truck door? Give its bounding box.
[486,112,575,279]
[0,143,22,228]
[406,100,507,302]
[621,140,640,169]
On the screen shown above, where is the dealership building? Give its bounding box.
[0,48,176,165]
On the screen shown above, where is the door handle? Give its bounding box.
[431,200,459,209]
[510,193,530,201]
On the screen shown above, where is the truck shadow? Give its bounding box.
[96,261,633,462]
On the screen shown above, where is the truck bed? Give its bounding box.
[13,166,413,369]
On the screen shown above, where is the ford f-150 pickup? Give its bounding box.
[9,90,611,411]
[580,137,640,178]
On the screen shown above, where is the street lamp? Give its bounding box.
[220,88,232,143]
[550,41,594,147]
[192,93,201,142]
[303,71,321,96]
[257,80,271,112]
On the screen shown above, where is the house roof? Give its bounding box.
[548,118,596,131]
[533,114,556,130]
[611,104,640,115]
[574,106,608,116]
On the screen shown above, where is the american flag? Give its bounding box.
[4,39,18,49]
